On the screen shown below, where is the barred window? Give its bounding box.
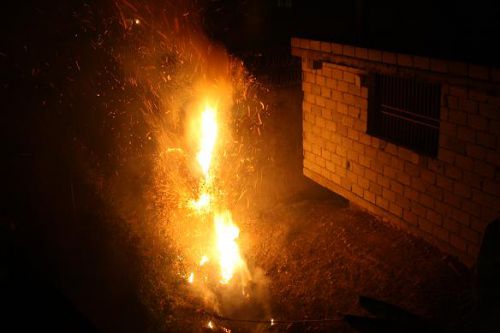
[367,73,441,157]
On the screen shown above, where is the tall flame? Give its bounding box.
[196,105,218,178]
[190,101,246,285]
[214,211,243,284]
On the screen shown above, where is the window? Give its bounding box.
[367,73,441,157]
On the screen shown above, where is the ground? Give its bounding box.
[190,83,474,332]
[1,63,476,333]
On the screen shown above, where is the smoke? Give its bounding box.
[68,0,273,330]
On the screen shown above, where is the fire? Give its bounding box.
[214,211,244,284]
[189,100,246,285]
[196,104,218,178]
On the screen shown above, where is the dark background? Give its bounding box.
[1,0,499,331]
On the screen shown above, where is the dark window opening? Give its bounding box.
[367,73,441,157]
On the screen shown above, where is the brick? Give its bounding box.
[454,154,474,171]
[468,114,489,131]
[470,217,488,233]
[376,173,390,188]
[311,84,321,95]
[382,52,397,64]
[430,59,448,73]
[426,184,444,200]
[398,147,419,164]
[343,71,356,83]
[299,39,310,49]
[443,217,461,234]
[449,86,468,98]
[310,40,321,51]
[368,49,382,62]
[352,184,364,197]
[479,103,500,120]
[436,175,453,191]
[448,61,468,76]
[411,201,427,217]
[465,143,488,159]
[389,180,404,195]
[358,177,369,189]
[483,181,500,196]
[427,158,444,174]
[448,110,467,125]
[365,168,377,182]
[481,206,498,222]
[427,210,443,225]
[390,156,404,171]
[321,86,331,98]
[477,132,496,149]
[364,190,376,203]
[382,187,396,201]
[462,170,483,189]
[444,191,461,208]
[320,42,332,53]
[413,56,430,70]
[343,45,355,57]
[468,90,489,102]
[411,176,427,192]
[421,169,436,184]
[404,187,419,201]
[396,171,411,186]
[376,195,389,210]
[331,43,343,54]
[369,181,383,196]
[450,234,467,252]
[449,207,470,225]
[434,225,450,242]
[354,47,368,59]
[419,218,434,234]
[445,164,462,180]
[459,98,478,113]
[486,151,500,166]
[302,81,312,93]
[397,54,413,67]
[468,243,480,257]
[462,200,481,217]
[468,64,489,80]
[489,120,500,135]
[404,161,420,176]
[492,67,500,82]
[389,202,403,217]
[461,228,481,245]
[447,96,459,109]
[474,161,495,178]
[454,182,471,198]
[403,209,418,226]
[419,193,435,209]
[441,122,456,136]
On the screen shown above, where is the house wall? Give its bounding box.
[292,38,500,265]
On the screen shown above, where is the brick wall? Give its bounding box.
[292,37,500,265]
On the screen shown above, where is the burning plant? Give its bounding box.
[97,0,273,330]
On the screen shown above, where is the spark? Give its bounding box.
[187,272,194,284]
[199,255,209,266]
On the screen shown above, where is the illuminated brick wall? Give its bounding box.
[292,37,500,265]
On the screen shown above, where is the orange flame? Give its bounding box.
[189,100,246,285]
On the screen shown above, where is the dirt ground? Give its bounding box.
[195,84,475,332]
[237,197,472,332]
